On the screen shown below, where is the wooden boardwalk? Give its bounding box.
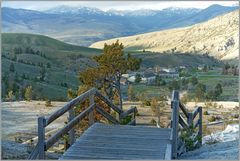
[60,123,172,160]
[28,89,202,160]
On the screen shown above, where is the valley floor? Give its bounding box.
[1,101,239,160]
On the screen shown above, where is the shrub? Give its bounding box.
[180,126,202,151]
[149,119,157,125]
[218,104,224,109]
[120,115,132,125]
[24,86,33,101]
[203,111,209,115]
[208,116,216,122]
[45,99,52,107]
[143,100,151,106]
[232,114,239,119]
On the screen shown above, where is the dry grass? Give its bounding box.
[91,10,238,61]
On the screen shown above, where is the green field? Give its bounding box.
[122,68,238,102]
[197,74,238,101]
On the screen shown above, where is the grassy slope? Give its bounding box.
[2,33,102,100]
[132,52,223,68]
[91,10,238,63]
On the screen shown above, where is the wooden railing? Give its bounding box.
[170,90,202,158]
[28,88,137,160]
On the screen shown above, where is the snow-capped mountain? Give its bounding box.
[2,4,238,46]
[161,7,201,14]
[107,9,158,17]
[45,5,106,15]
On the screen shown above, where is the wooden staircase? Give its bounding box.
[28,88,202,160]
[60,123,172,160]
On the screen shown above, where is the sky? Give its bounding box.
[2,1,238,11]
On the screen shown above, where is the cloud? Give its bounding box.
[2,1,238,11]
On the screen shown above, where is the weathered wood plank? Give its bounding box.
[38,117,45,159]
[60,123,170,160]
[179,102,189,118]
[187,112,193,126]
[164,144,172,160]
[61,153,164,160]
[69,142,168,150]
[172,90,179,100]
[62,149,164,158]
[66,146,165,154]
[192,106,200,119]
[198,106,203,146]
[45,88,96,126]
[120,107,136,118]
[86,127,171,133]
[79,136,171,143]
[179,114,189,129]
[45,104,95,150]
[171,99,179,159]
[83,131,171,138]
[28,142,39,159]
[90,123,170,131]
[95,105,120,124]
[88,94,95,126]
[95,91,123,113]
[68,108,75,145]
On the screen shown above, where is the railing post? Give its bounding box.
[187,112,193,127]
[171,90,179,159]
[88,94,95,126]
[68,109,75,145]
[171,100,179,159]
[132,107,136,126]
[38,116,46,159]
[198,106,202,146]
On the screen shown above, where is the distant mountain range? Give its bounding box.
[91,10,239,64]
[2,4,238,46]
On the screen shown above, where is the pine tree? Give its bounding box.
[24,86,33,101]
[79,41,141,105]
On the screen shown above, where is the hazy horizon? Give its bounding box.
[2,1,238,11]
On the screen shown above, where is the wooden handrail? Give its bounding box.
[95,105,120,124]
[120,106,136,119]
[171,99,179,159]
[179,115,189,129]
[45,88,97,126]
[179,102,189,118]
[28,142,40,159]
[29,88,136,159]
[170,91,202,158]
[172,90,179,100]
[45,103,95,150]
[95,91,123,114]
[192,107,200,119]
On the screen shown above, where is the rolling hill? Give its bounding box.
[91,10,239,64]
[2,4,238,46]
[2,33,102,100]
